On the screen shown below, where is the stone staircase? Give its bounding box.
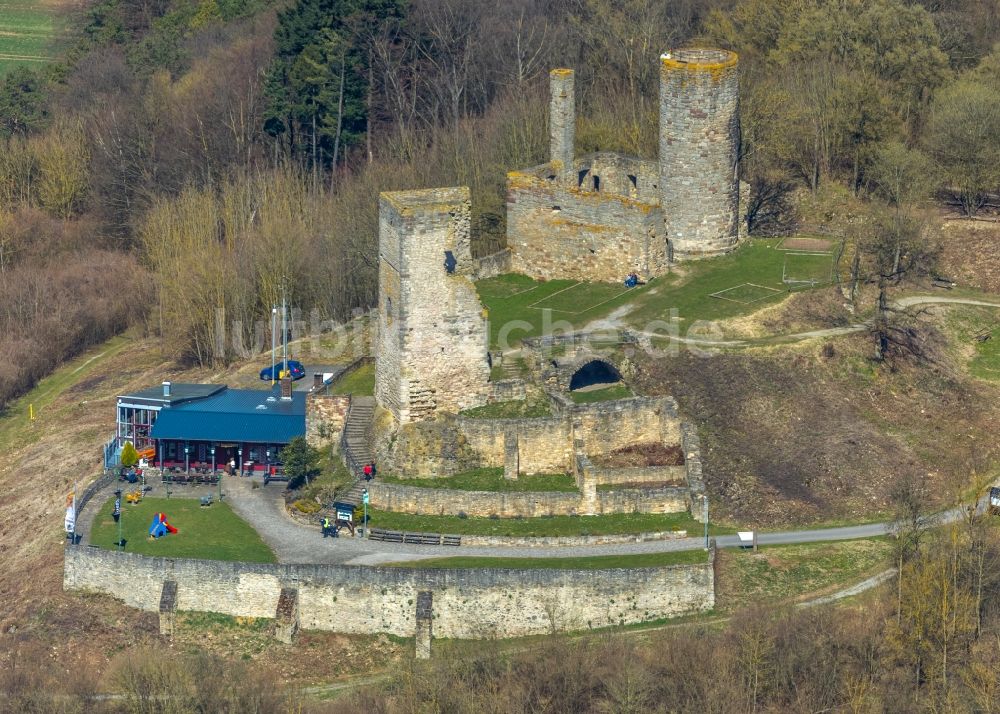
[341,396,375,506]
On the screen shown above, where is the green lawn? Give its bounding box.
[381,467,578,492]
[0,3,67,73]
[475,239,836,348]
[89,496,276,563]
[365,508,733,537]
[623,238,833,329]
[330,362,375,395]
[0,336,131,456]
[570,384,633,403]
[970,325,1000,381]
[476,274,656,348]
[385,550,709,570]
[459,393,552,418]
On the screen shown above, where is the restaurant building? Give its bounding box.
[114,380,306,473]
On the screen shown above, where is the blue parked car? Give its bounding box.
[260,360,306,381]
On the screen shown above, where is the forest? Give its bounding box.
[1,0,1000,405]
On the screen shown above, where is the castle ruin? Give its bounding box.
[506,48,741,282]
[377,48,740,425]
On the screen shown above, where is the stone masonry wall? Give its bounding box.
[549,69,575,175]
[306,395,350,448]
[375,187,491,423]
[506,167,666,282]
[659,48,740,259]
[64,547,715,638]
[367,481,689,517]
[388,396,682,477]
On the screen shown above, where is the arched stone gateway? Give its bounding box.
[569,360,622,391]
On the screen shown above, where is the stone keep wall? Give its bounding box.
[506,168,666,282]
[374,187,491,423]
[549,69,575,175]
[64,547,715,638]
[659,48,740,259]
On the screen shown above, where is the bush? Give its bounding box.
[292,499,321,514]
[120,441,139,468]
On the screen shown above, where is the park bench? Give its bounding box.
[263,473,290,485]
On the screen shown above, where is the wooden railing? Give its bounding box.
[366,528,461,547]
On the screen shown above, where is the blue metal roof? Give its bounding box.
[149,387,306,444]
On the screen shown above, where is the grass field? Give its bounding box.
[381,467,578,492]
[386,550,709,570]
[716,538,891,609]
[476,239,837,347]
[329,362,375,395]
[459,393,552,418]
[0,2,68,73]
[782,252,836,285]
[570,384,633,403]
[90,496,276,563]
[0,335,131,456]
[365,508,733,537]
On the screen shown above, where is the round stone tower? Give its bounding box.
[659,48,739,259]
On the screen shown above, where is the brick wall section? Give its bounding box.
[306,395,350,448]
[375,187,491,423]
[659,48,740,259]
[64,547,715,638]
[506,166,666,282]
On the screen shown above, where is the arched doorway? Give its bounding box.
[569,360,622,391]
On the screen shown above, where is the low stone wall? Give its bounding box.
[472,249,512,280]
[368,481,689,518]
[368,482,582,517]
[588,464,686,487]
[458,530,688,548]
[64,546,715,638]
[596,486,690,514]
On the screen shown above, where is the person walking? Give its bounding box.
[321,516,332,538]
[363,463,373,481]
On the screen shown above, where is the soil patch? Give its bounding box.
[592,442,684,468]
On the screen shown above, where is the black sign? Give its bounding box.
[113,497,121,522]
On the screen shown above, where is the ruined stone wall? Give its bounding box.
[306,395,350,448]
[549,69,575,175]
[659,48,740,259]
[374,187,491,423]
[368,481,689,517]
[455,414,573,475]
[64,547,715,638]
[587,464,687,487]
[572,397,681,453]
[506,168,666,282]
[388,397,682,477]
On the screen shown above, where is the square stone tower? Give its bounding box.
[375,187,491,423]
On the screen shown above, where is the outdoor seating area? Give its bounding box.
[161,470,221,486]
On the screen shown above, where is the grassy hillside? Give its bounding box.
[0,1,67,72]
